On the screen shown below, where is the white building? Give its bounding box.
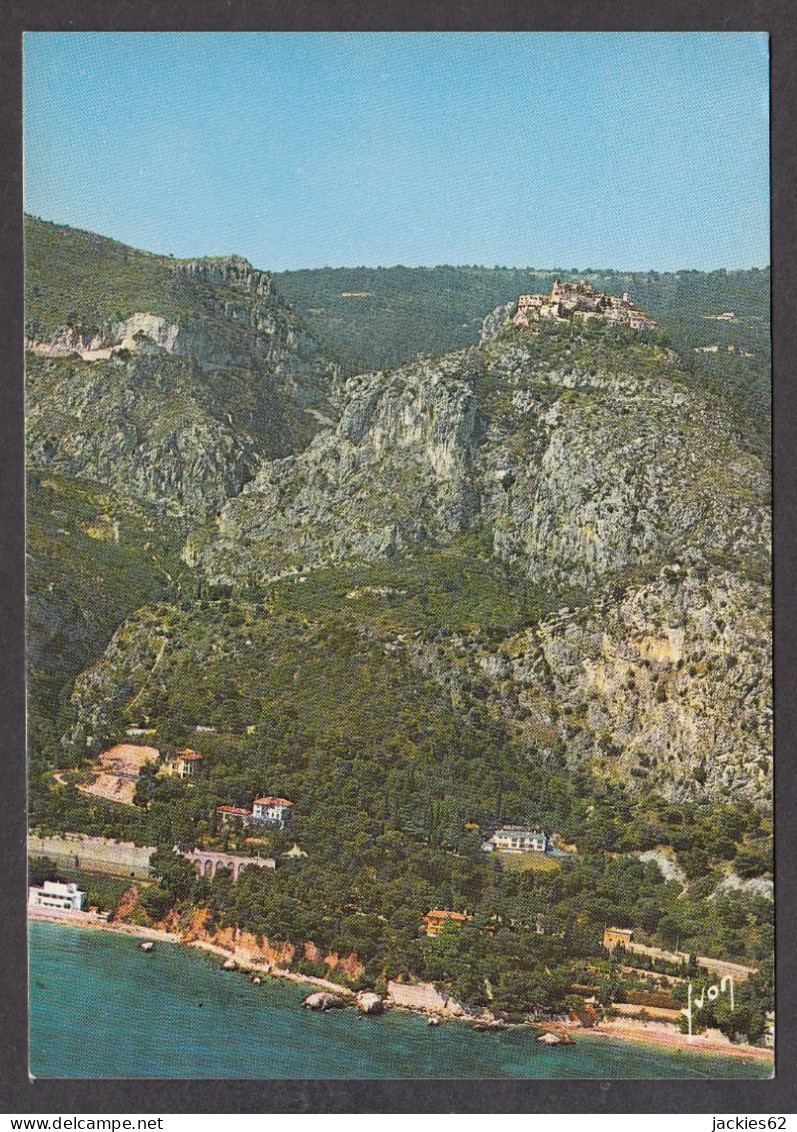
[29,880,86,911]
[482,825,548,853]
[251,796,294,828]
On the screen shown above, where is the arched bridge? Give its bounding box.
[177,848,276,882]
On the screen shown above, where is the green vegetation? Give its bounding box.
[681,964,774,1045]
[24,215,264,339]
[498,851,561,873]
[28,857,137,913]
[26,471,192,755]
[266,539,570,635]
[25,216,200,336]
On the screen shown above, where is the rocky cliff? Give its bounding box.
[185,352,484,578]
[27,220,771,807]
[25,220,338,519]
[188,313,769,591]
[403,564,771,804]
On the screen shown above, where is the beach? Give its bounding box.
[28,920,773,1079]
[541,1017,773,1063]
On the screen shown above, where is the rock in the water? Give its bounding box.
[355,991,384,1015]
[427,1016,441,1027]
[222,957,238,970]
[302,991,346,1011]
[139,940,154,952]
[537,1030,574,1045]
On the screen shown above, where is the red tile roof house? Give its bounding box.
[216,797,295,829]
[423,909,470,937]
[251,796,294,829]
[216,805,254,824]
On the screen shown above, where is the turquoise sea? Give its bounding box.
[29,921,772,1079]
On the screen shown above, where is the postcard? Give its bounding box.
[23,30,772,1080]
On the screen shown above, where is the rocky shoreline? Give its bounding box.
[29,907,773,1064]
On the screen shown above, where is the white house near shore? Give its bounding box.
[481,825,549,853]
[29,880,86,911]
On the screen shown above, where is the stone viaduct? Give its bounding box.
[177,847,276,882]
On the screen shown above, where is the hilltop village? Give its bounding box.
[513,280,657,331]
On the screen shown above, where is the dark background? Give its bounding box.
[1,0,794,1114]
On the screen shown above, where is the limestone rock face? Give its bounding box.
[712,873,774,901]
[191,326,769,593]
[27,352,258,520]
[26,256,338,519]
[171,320,771,805]
[406,565,771,804]
[472,336,768,591]
[186,354,484,581]
[47,282,771,808]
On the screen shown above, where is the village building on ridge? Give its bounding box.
[513,280,656,332]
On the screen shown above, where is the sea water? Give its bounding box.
[28,922,772,1079]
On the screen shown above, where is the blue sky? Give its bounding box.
[23,32,770,271]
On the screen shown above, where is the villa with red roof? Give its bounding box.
[216,805,253,823]
[423,909,471,937]
[252,796,294,828]
[216,796,295,829]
